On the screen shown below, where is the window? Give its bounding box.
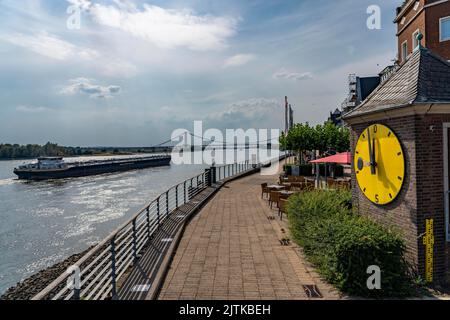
[441,16,450,42]
[412,29,420,49]
[413,1,420,11]
[401,41,408,62]
[401,17,406,25]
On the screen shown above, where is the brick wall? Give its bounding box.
[397,1,426,64]
[396,0,450,64]
[350,114,449,282]
[426,2,450,60]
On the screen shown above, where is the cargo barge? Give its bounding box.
[13,155,171,180]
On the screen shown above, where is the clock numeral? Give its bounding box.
[388,131,392,137]
[398,176,403,181]
[375,194,379,203]
[389,193,393,199]
[363,187,366,192]
[397,152,402,156]
[362,134,366,139]
[373,125,378,133]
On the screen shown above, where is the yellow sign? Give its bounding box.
[354,124,405,205]
[423,219,434,283]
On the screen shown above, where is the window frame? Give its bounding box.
[412,29,421,50]
[401,40,408,62]
[440,16,450,42]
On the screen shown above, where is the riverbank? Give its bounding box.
[0,247,93,300]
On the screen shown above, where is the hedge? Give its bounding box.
[287,190,414,298]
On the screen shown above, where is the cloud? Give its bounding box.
[206,98,283,129]
[0,31,98,61]
[0,30,137,77]
[273,70,313,81]
[87,2,237,51]
[61,78,121,99]
[16,105,50,113]
[223,54,256,68]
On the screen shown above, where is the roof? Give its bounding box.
[343,47,450,119]
[310,152,351,164]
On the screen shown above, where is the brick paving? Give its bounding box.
[158,166,340,300]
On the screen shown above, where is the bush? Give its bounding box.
[287,190,414,298]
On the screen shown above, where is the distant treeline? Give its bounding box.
[0,143,83,159]
[0,143,172,159]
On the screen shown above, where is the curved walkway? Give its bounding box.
[157,168,340,300]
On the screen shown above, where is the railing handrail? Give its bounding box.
[32,160,264,300]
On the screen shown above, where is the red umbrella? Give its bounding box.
[310,152,351,164]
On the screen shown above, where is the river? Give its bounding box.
[0,154,208,295]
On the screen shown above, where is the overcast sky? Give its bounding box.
[0,0,401,147]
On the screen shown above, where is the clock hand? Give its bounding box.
[372,137,376,175]
[367,128,375,175]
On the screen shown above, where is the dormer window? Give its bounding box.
[401,17,406,25]
[413,1,420,11]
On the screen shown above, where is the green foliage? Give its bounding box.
[287,190,415,298]
[0,142,79,159]
[281,121,350,155]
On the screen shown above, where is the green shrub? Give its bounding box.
[287,190,414,298]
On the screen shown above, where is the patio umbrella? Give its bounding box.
[309,152,351,188]
[310,152,351,164]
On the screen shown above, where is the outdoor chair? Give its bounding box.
[269,191,281,209]
[279,199,288,221]
[261,183,269,199]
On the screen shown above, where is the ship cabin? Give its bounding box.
[36,157,66,170]
[17,157,67,170]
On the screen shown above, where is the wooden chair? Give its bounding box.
[279,199,288,221]
[269,191,281,209]
[261,183,269,199]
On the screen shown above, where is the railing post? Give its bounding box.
[166,191,169,216]
[132,218,138,261]
[146,207,151,239]
[175,185,179,208]
[157,197,161,227]
[184,181,187,203]
[110,236,117,299]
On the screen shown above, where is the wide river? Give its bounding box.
[0,154,208,295]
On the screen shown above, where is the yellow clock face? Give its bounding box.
[354,124,405,205]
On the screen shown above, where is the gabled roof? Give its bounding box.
[343,48,450,119]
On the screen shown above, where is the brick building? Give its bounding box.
[343,45,450,283]
[396,0,450,64]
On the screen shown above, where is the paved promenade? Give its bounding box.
[158,165,340,300]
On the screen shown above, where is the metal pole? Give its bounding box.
[110,237,117,299]
[132,219,138,261]
[146,207,151,239]
[175,185,179,208]
[184,181,187,204]
[157,197,160,227]
[166,191,169,216]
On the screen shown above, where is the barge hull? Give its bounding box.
[14,157,171,180]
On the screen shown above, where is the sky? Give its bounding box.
[0,0,402,147]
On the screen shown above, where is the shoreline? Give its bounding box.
[0,247,94,300]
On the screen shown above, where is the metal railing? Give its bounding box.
[32,160,257,300]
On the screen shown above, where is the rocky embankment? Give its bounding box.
[1,247,92,300]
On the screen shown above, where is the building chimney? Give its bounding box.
[285,96,289,134]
